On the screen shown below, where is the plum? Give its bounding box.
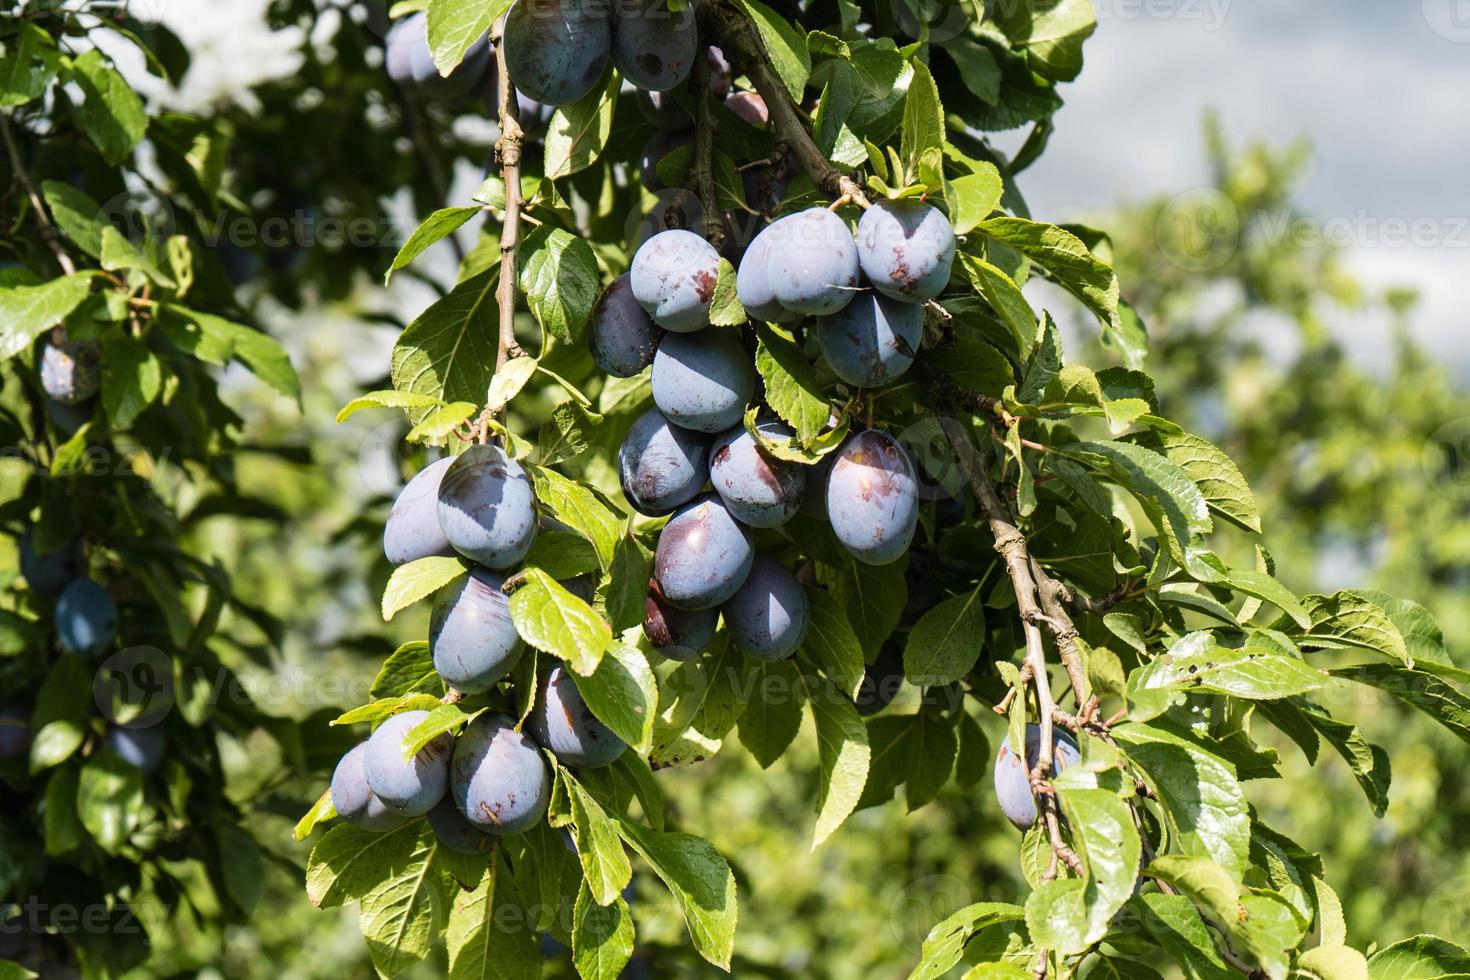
[618,408,709,515]
[642,580,719,660]
[331,741,408,832]
[798,450,836,519]
[430,567,525,693]
[451,714,550,834]
[765,208,860,316]
[427,797,494,854]
[590,275,664,377]
[629,229,719,332]
[721,555,808,661]
[651,330,754,434]
[813,291,923,388]
[724,90,768,127]
[736,217,801,324]
[39,336,101,404]
[384,457,455,565]
[364,710,452,817]
[706,46,731,98]
[611,0,697,92]
[652,493,753,609]
[856,199,956,303]
[504,0,611,107]
[386,12,492,96]
[994,724,1081,830]
[106,725,164,773]
[528,665,626,768]
[826,430,918,565]
[0,707,30,760]
[18,534,81,598]
[55,578,117,657]
[709,420,805,528]
[437,444,537,569]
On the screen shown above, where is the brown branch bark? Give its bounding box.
[689,43,726,250]
[492,18,526,374]
[2,115,77,276]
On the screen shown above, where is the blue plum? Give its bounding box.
[590,275,664,377]
[504,0,611,106]
[629,229,719,332]
[437,444,537,569]
[0,707,29,759]
[651,330,754,434]
[527,665,626,768]
[430,567,525,693]
[18,534,80,597]
[331,741,408,832]
[652,493,753,610]
[642,580,719,660]
[721,555,808,661]
[855,199,956,303]
[386,12,492,96]
[451,714,550,834]
[364,710,452,817]
[618,408,709,515]
[765,208,860,316]
[55,578,117,657]
[611,0,697,92]
[735,217,800,324]
[428,797,494,854]
[40,337,101,404]
[798,449,837,519]
[107,725,165,773]
[725,90,768,128]
[709,421,805,528]
[384,456,455,565]
[813,291,923,388]
[825,430,919,565]
[994,724,1080,830]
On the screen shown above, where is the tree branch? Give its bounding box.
[689,42,726,250]
[492,18,526,375]
[1,115,77,276]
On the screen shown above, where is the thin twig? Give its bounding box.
[689,42,725,250]
[1,115,77,275]
[492,16,526,376]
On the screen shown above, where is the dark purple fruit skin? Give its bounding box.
[765,208,860,316]
[40,337,101,404]
[437,444,537,569]
[18,533,81,598]
[107,725,164,772]
[653,493,754,610]
[331,742,409,832]
[504,0,611,107]
[855,200,956,304]
[994,724,1080,830]
[451,714,551,835]
[611,0,697,92]
[428,797,495,854]
[55,578,117,658]
[0,707,30,759]
[709,421,805,528]
[365,710,453,817]
[799,451,837,519]
[629,229,719,332]
[721,555,808,661]
[642,580,719,660]
[528,665,627,768]
[430,567,525,693]
[736,217,800,324]
[384,457,455,565]
[724,91,768,127]
[826,430,919,566]
[651,330,755,434]
[619,408,709,516]
[590,274,664,377]
[814,291,923,388]
[386,12,492,96]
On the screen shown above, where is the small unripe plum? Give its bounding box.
[437,444,537,569]
[504,0,611,107]
[386,12,492,96]
[365,710,452,817]
[856,199,956,303]
[736,217,800,324]
[427,797,494,854]
[643,580,719,660]
[721,555,808,661]
[331,742,408,832]
[430,567,525,692]
[40,337,101,404]
[765,208,860,316]
[106,725,164,773]
[384,457,455,565]
[0,707,30,760]
[653,493,753,610]
[709,421,805,528]
[724,90,768,127]
[651,330,754,434]
[610,0,697,92]
[619,408,709,515]
[528,665,626,768]
[55,578,117,657]
[826,430,918,565]
[814,291,923,388]
[451,714,551,834]
[994,724,1080,830]
[18,534,81,598]
[629,229,719,332]
[590,275,664,377]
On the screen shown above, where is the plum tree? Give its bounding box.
[814,291,923,388]
[385,12,491,95]
[721,555,809,661]
[436,443,537,568]
[854,200,956,303]
[709,420,806,527]
[528,665,627,768]
[430,567,525,692]
[651,329,755,433]
[106,726,165,773]
[619,407,710,515]
[426,798,494,855]
[826,430,919,565]
[364,710,453,817]
[736,216,801,324]
[653,493,753,609]
[330,742,409,833]
[54,578,117,657]
[590,274,665,377]
[39,336,100,404]
[450,714,550,834]
[504,0,611,106]
[764,207,860,316]
[17,534,80,598]
[993,725,1081,831]
[643,580,720,660]
[0,707,29,759]
[629,229,720,331]
[611,0,697,92]
[383,457,455,565]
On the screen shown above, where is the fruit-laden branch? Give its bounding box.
[492,16,526,374]
[1,115,77,276]
[689,47,726,250]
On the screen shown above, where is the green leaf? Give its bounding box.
[959,255,1035,352]
[756,323,831,448]
[426,0,507,75]
[510,567,613,675]
[386,206,481,283]
[903,585,986,686]
[798,670,870,848]
[1293,701,1391,817]
[993,0,1097,82]
[76,753,144,853]
[0,962,38,980]
[977,217,1120,342]
[563,769,633,906]
[1225,569,1309,629]
[900,58,944,183]
[731,0,811,100]
[903,710,958,810]
[1297,946,1369,980]
[573,884,635,980]
[100,225,176,287]
[525,530,600,581]
[526,464,623,570]
[947,166,1004,235]
[0,23,61,108]
[707,258,746,327]
[0,274,95,360]
[293,788,337,842]
[616,820,738,970]
[337,390,446,423]
[737,658,805,768]
[372,641,446,698]
[907,902,1026,980]
[358,827,452,977]
[28,657,91,773]
[486,354,538,413]
[1299,591,1411,665]
[801,588,866,698]
[391,269,499,411]
[218,824,265,912]
[306,822,424,909]
[1331,663,1470,746]
[69,50,147,164]
[1131,892,1235,980]
[1028,785,1140,954]
[520,227,601,343]
[99,333,162,428]
[1017,311,1062,402]
[1367,936,1470,980]
[403,703,484,757]
[164,306,301,400]
[41,182,107,258]
[1157,430,1261,534]
[405,402,478,444]
[382,556,466,621]
[827,553,907,662]
[544,73,618,180]
[575,642,657,753]
[1126,633,1325,722]
[446,854,540,980]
